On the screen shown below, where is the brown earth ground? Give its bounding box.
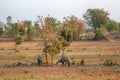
[0,41,120,80]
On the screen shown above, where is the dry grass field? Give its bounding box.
[0,41,120,80]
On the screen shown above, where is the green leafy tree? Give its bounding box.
[63,15,85,40]
[119,23,120,31]
[84,8,110,40]
[0,21,4,37]
[59,15,85,56]
[38,16,60,65]
[12,23,19,38]
[59,26,73,57]
[24,20,33,40]
[34,21,40,37]
[43,38,61,66]
[6,16,13,37]
[84,8,110,30]
[106,20,119,32]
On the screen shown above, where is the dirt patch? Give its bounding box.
[0,41,120,80]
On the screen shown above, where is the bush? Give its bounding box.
[94,27,108,40]
[80,59,84,65]
[99,72,103,76]
[71,60,76,65]
[15,48,19,52]
[24,69,29,73]
[18,55,26,60]
[103,59,113,65]
[80,68,85,72]
[0,48,4,50]
[15,36,24,45]
[3,64,11,68]
[115,68,120,73]
[12,63,17,67]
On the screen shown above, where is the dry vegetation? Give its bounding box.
[0,41,120,80]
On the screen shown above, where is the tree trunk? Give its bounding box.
[44,40,49,66]
[45,53,49,66]
[62,48,65,57]
[51,55,54,67]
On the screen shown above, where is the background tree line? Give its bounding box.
[0,8,120,41]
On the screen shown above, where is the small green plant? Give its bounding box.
[12,63,17,67]
[30,73,34,79]
[80,68,85,72]
[0,47,4,50]
[14,76,17,80]
[82,48,86,50]
[80,59,84,65]
[16,62,22,66]
[15,48,19,52]
[25,47,29,50]
[3,64,11,68]
[115,68,120,73]
[18,55,26,60]
[24,69,28,73]
[103,59,113,65]
[98,54,101,56]
[71,60,76,65]
[66,49,73,52]
[99,72,103,76]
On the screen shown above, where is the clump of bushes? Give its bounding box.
[94,27,109,40]
[3,63,11,68]
[103,59,114,65]
[15,36,24,45]
[115,68,120,73]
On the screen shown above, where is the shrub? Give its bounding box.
[80,68,85,72]
[99,72,103,76]
[103,59,113,65]
[14,76,17,80]
[12,63,17,67]
[115,68,120,73]
[16,62,22,66]
[82,48,86,50]
[25,47,29,50]
[94,27,108,40]
[3,64,11,68]
[30,73,34,79]
[0,48,4,50]
[15,48,19,52]
[80,59,84,65]
[66,49,73,52]
[71,60,76,65]
[15,36,24,45]
[18,55,26,60]
[24,69,28,73]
